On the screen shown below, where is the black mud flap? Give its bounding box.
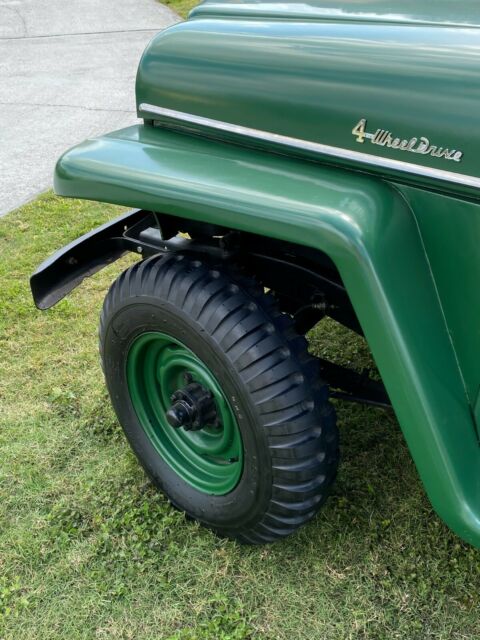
[30,209,190,310]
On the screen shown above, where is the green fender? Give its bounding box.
[55,124,480,546]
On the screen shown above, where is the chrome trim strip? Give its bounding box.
[139,103,480,191]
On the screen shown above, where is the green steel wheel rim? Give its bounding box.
[126,331,243,495]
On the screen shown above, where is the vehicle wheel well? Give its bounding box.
[156,212,362,335]
[154,213,389,408]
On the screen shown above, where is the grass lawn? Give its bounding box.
[1,192,480,639]
[162,0,198,18]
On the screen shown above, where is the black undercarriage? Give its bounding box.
[30,208,390,409]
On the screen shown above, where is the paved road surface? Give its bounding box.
[0,0,179,216]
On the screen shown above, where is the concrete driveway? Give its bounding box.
[0,0,180,216]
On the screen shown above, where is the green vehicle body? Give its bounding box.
[40,0,480,546]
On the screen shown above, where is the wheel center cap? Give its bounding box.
[166,381,218,431]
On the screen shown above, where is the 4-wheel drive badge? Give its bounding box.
[352,119,463,163]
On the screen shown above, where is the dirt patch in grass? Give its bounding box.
[1,192,480,639]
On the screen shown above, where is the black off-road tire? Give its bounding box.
[99,253,339,543]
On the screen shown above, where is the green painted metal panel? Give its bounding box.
[136,16,480,198]
[191,0,480,27]
[475,389,480,438]
[398,186,480,411]
[54,124,480,546]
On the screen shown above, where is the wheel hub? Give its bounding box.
[166,380,218,431]
[126,331,243,494]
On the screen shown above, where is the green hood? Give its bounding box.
[136,0,480,198]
